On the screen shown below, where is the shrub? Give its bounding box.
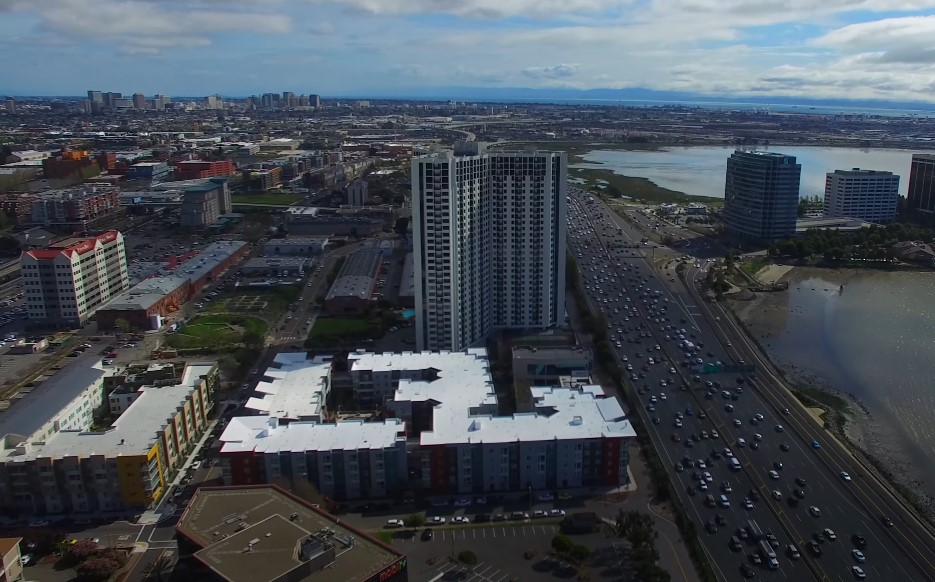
[76,555,121,582]
[457,550,478,567]
[69,539,99,561]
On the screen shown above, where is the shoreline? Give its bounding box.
[727,266,935,525]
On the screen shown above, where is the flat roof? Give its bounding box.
[263,237,330,247]
[244,353,330,420]
[0,357,107,441]
[242,257,310,270]
[178,486,402,582]
[7,363,215,460]
[326,248,381,301]
[349,349,636,446]
[219,417,405,454]
[512,346,592,362]
[399,252,414,298]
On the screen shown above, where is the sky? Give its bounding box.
[4,0,935,103]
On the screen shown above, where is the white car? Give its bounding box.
[427,516,446,525]
[454,498,471,507]
[852,549,865,563]
[841,471,852,482]
[768,470,780,480]
[852,566,866,580]
[550,509,566,517]
[385,519,404,528]
[451,516,470,524]
[809,505,822,517]
[28,519,50,528]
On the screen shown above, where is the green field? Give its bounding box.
[204,286,301,316]
[231,193,303,206]
[168,314,268,350]
[306,317,379,347]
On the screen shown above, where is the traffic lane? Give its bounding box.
[572,235,811,576]
[576,201,912,580]
[677,263,927,578]
[698,292,935,579]
[572,212,840,576]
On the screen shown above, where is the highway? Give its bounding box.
[566,188,935,582]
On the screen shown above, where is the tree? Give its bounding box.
[404,514,426,529]
[569,544,591,565]
[69,539,99,560]
[457,550,478,567]
[242,330,265,349]
[552,534,574,554]
[114,318,132,334]
[76,555,121,582]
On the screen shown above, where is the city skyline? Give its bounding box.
[3,1,935,103]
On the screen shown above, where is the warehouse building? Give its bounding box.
[323,247,382,315]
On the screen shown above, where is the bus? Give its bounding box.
[747,520,764,541]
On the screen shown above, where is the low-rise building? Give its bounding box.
[21,231,130,328]
[179,178,231,228]
[324,247,382,315]
[284,207,384,236]
[30,183,120,230]
[97,240,249,330]
[125,161,171,185]
[0,361,218,516]
[176,485,408,582]
[243,353,332,423]
[263,237,330,257]
[239,257,310,278]
[173,160,236,181]
[512,346,593,388]
[0,537,24,582]
[220,349,635,499]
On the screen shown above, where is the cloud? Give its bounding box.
[522,64,579,79]
[306,0,631,19]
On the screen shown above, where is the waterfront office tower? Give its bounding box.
[907,154,935,213]
[723,150,801,240]
[824,169,899,223]
[411,142,567,351]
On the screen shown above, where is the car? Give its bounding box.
[773,461,783,470]
[768,470,780,480]
[755,414,764,422]
[812,440,821,449]
[824,528,837,541]
[780,443,791,452]
[807,540,822,556]
[427,516,446,525]
[852,566,866,579]
[28,519,50,528]
[725,404,734,412]
[705,519,718,534]
[772,490,783,500]
[733,419,742,427]
[715,514,727,527]
[452,516,470,524]
[880,515,894,527]
[852,533,867,548]
[454,498,471,507]
[795,477,807,487]
[536,492,554,501]
[511,511,529,520]
[753,433,762,442]
[550,509,566,517]
[20,553,34,566]
[532,510,547,519]
[787,544,801,560]
[422,528,434,541]
[795,489,806,499]
[744,498,754,510]
[809,505,822,517]
[385,519,404,528]
[775,424,784,432]
[852,549,866,563]
[740,564,755,579]
[841,471,852,481]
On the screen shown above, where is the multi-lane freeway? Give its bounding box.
[566,187,935,582]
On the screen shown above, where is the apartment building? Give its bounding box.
[0,362,218,516]
[346,179,369,206]
[218,349,634,499]
[411,142,567,351]
[174,160,236,181]
[179,178,231,228]
[30,183,120,230]
[907,154,935,213]
[824,168,900,223]
[21,230,129,328]
[723,150,801,240]
[125,162,171,185]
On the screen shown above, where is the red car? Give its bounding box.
[107,351,118,358]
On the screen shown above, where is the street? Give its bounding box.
[567,188,935,581]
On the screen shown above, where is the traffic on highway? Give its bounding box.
[566,187,934,582]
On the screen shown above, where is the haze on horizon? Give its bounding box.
[3,0,935,104]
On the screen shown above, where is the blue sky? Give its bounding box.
[3,0,935,102]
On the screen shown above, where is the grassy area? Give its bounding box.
[739,258,770,277]
[205,286,301,316]
[231,193,303,206]
[305,317,380,348]
[168,314,267,350]
[570,165,722,205]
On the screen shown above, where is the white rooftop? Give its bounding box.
[219,417,406,454]
[244,353,331,421]
[4,363,215,460]
[351,349,636,446]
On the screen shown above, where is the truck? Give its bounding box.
[746,520,764,541]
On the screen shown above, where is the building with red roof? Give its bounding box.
[21,230,129,328]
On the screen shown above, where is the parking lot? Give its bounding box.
[390,523,560,545]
